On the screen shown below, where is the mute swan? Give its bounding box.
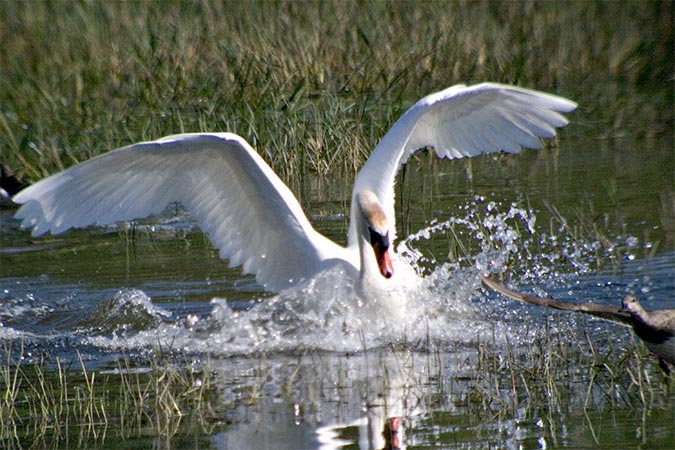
[13,83,576,313]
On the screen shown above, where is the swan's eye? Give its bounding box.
[368,227,389,250]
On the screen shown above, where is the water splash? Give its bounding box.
[3,198,649,357]
[0,290,53,324]
[76,289,172,336]
[80,199,546,354]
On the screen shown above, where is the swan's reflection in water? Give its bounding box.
[209,349,428,450]
[382,416,402,450]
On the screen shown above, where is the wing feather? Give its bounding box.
[14,133,344,291]
[349,83,576,245]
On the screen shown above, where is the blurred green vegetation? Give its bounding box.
[1,0,672,181]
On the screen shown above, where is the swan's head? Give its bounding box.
[356,191,393,279]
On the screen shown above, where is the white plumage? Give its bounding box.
[14,83,576,301]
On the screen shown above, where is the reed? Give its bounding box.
[0,341,218,448]
[1,0,671,183]
[452,318,673,445]
[1,326,672,448]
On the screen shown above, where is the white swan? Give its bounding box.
[13,83,576,311]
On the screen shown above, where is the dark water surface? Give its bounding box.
[1,130,674,448]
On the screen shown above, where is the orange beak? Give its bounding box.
[373,241,394,278]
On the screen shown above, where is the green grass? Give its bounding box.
[0,341,220,449]
[1,0,672,183]
[2,329,672,449]
[425,323,674,447]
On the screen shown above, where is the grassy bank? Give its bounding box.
[1,0,672,183]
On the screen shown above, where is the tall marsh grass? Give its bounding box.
[2,333,670,449]
[1,0,672,182]
[0,341,218,449]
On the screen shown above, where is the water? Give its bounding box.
[1,132,674,448]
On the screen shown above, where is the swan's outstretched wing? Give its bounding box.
[349,83,577,245]
[14,133,342,291]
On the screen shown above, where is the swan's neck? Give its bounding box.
[355,235,410,326]
[351,190,400,318]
